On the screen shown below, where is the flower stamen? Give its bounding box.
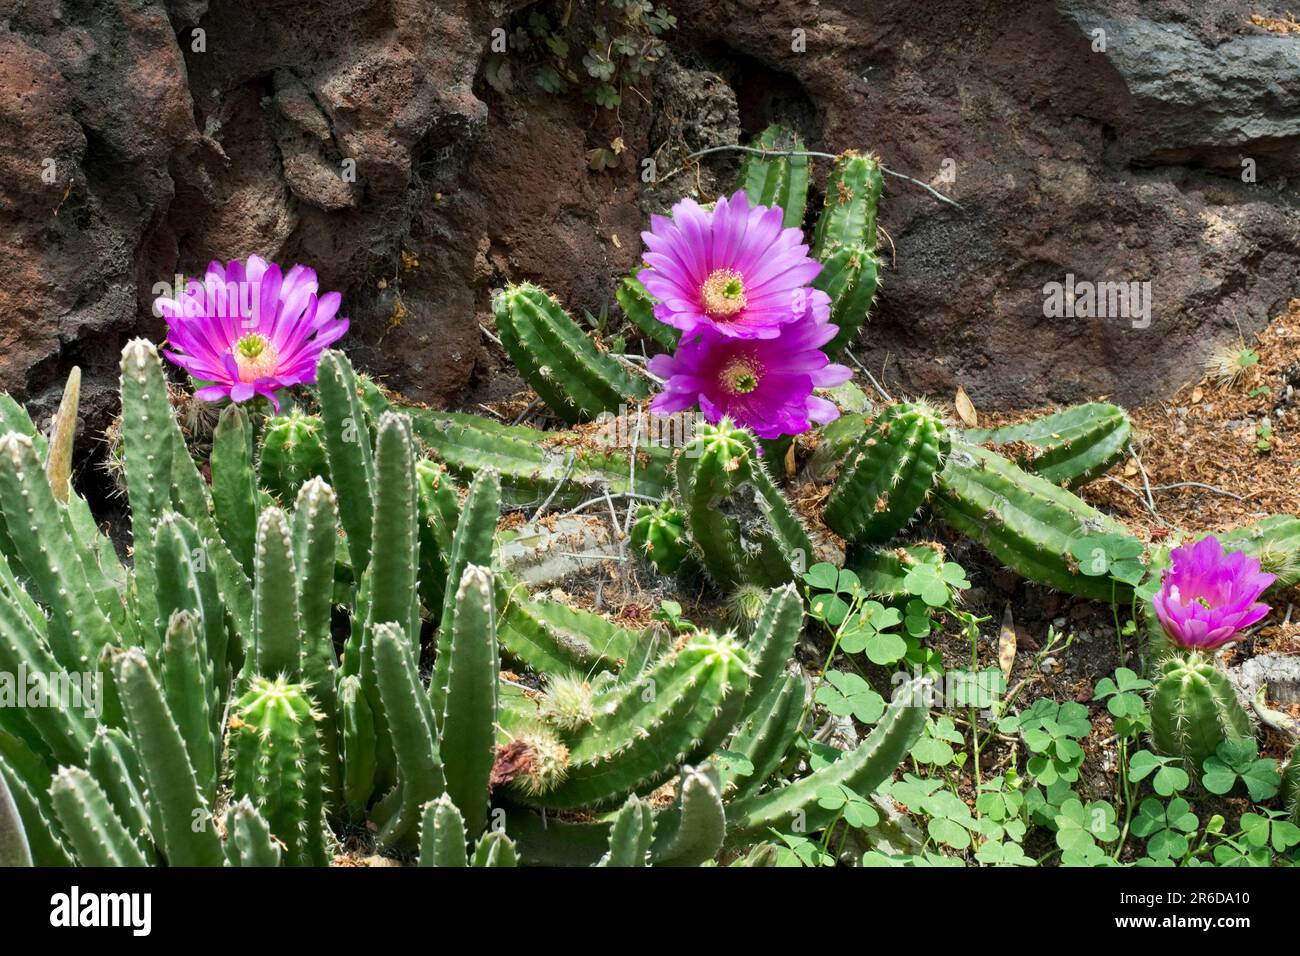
[720,357,762,395]
[700,268,747,319]
[232,332,280,382]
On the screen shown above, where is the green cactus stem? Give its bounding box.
[259,409,330,503]
[418,794,469,867]
[49,767,149,867]
[724,676,927,845]
[935,442,1140,601]
[598,794,655,867]
[616,272,680,353]
[229,675,329,867]
[494,283,649,423]
[824,401,949,544]
[1218,515,1300,590]
[810,151,884,357]
[1149,652,1253,776]
[962,402,1132,489]
[522,630,750,810]
[630,500,691,575]
[675,420,813,590]
[736,125,810,228]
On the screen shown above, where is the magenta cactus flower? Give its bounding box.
[1151,535,1274,650]
[156,256,348,411]
[647,304,851,440]
[639,190,829,339]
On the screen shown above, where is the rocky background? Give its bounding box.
[2,0,1298,447]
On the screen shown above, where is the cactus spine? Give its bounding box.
[824,402,949,544]
[675,420,813,590]
[962,402,1132,489]
[1149,653,1253,776]
[494,283,649,423]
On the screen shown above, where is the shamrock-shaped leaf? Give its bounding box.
[803,562,840,592]
[814,671,885,724]
[1131,797,1198,860]
[1127,750,1189,797]
[975,839,1035,867]
[1054,798,1119,854]
[1239,811,1300,853]
[816,784,880,829]
[1201,739,1280,801]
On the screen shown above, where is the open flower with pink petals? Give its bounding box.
[639,190,828,339]
[648,304,851,440]
[156,256,348,411]
[1151,535,1274,651]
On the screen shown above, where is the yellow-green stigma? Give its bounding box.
[232,332,279,381]
[720,357,762,396]
[700,268,747,319]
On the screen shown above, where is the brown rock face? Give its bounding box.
[0,0,1296,444]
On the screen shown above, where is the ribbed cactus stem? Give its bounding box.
[316,349,376,576]
[494,283,649,424]
[599,795,655,867]
[1149,652,1253,776]
[650,763,725,867]
[962,402,1132,489]
[252,506,303,679]
[825,401,949,544]
[223,797,284,867]
[1219,515,1300,590]
[524,630,750,810]
[724,677,928,845]
[229,675,329,866]
[0,431,116,670]
[109,647,223,867]
[359,376,674,508]
[735,124,810,228]
[616,272,680,352]
[471,830,519,867]
[630,500,691,575]
[436,565,499,839]
[935,442,1140,601]
[49,767,149,868]
[371,622,444,848]
[211,403,259,578]
[418,794,469,867]
[0,763,33,866]
[675,420,813,590]
[810,151,884,357]
[259,409,330,503]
